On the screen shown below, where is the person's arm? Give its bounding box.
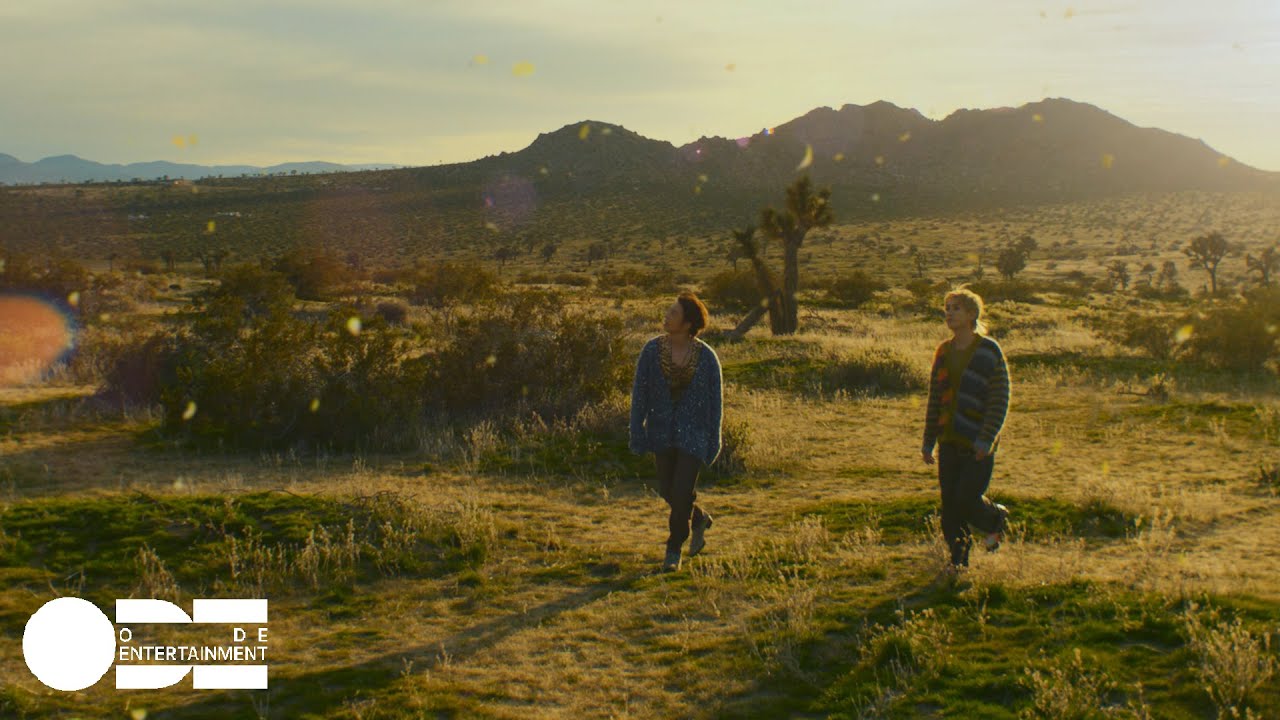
[705,349,723,466]
[629,343,651,455]
[975,340,1010,457]
[921,344,944,461]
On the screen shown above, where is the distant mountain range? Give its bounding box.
[416,98,1276,218]
[0,154,398,184]
[2,99,1276,249]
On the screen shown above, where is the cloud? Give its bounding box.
[0,0,1275,169]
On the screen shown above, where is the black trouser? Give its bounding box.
[655,447,707,554]
[938,443,1003,567]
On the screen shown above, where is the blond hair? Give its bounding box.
[944,286,988,335]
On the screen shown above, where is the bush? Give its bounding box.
[824,271,888,308]
[271,249,353,301]
[1097,312,1177,361]
[822,348,927,396]
[300,310,427,450]
[595,266,680,295]
[425,290,632,422]
[965,279,1040,304]
[703,268,761,311]
[104,284,633,451]
[155,301,320,447]
[1184,305,1278,373]
[204,264,295,318]
[409,261,498,312]
[374,300,409,326]
[706,417,751,480]
[0,252,90,307]
[553,272,592,287]
[100,332,183,405]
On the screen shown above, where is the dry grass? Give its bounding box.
[3,195,1280,716]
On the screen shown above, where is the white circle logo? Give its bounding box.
[23,597,117,691]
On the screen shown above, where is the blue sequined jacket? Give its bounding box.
[628,336,723,466]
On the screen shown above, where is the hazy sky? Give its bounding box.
[2,1,1277,170]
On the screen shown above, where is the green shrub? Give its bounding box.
[426,289,631,422]
[822,348,926,396]
[824,271,888,308]
[374,300,409,326]
[703,267,760,311]
[1097,312,1178,361]
[271,249,353,301]
[595,266,680,295]
[409,261,498,312]
[203,264,295,318]
[966,279,1041,304]
[1184,305,1278,373]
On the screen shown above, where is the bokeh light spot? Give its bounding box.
[0,296,75,387]
[346,317,362,336]
[512,61,535,77]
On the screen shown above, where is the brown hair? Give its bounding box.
[676,291,710,338]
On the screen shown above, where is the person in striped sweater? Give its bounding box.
[921,286,1011,572]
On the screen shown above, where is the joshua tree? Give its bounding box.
[758,175,834,334]
[726,225,785,338]
[1183,231,1233,295]
[1107,260,1131,291]
[1245,245,1278,287]
[585,242,607,266]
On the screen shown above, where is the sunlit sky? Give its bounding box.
[2,0,1277,170]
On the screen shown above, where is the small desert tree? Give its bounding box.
[1184,231,1233,295]
[1246,245,1278,287]
[1107,260,1131,291]
[996,243,1028,280]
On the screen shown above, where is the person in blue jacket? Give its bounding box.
[629,292,723,572]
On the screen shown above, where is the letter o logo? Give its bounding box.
[23,597,117,691]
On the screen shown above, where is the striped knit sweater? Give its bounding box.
[922,335,1010,456]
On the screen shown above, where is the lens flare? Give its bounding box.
[796,144,814,171]
[0,295,76,387]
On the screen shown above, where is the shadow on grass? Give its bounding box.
[149,571,651,719]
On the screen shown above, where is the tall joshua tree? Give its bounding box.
[758,175,833,335]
